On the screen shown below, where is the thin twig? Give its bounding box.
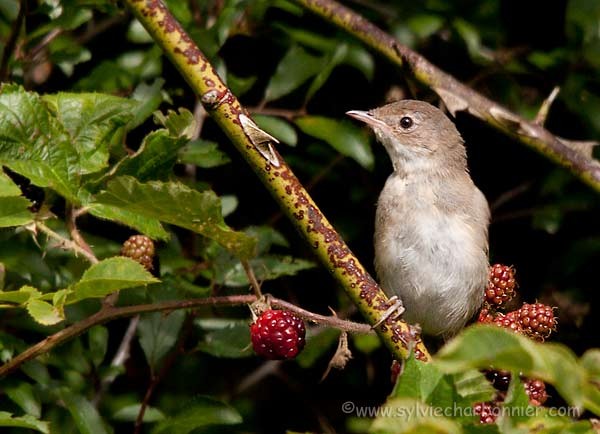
[0,0,26,81]
[272,297,373,333]
[246,106,306,120]
[234,360,281,395]
[78,13,129,45]
[134,314,194,434]
[241,260,262,298]
[93,315,140,405]
[0,294,372,378]
[492,202,590,224]
[66,206,98,263]
[490,181,533,212]
[35,221,98,265]
[26,28,62,64]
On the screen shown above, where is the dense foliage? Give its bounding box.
[0,0,599,433]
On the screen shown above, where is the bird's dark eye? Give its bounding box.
[399,116,413,129]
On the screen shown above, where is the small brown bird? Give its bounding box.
[347,100,490,337]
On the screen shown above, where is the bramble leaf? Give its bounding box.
[92,177,256,259]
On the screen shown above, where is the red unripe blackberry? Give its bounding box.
[477,307,495,324]
[473,401,498,424]
[492,311,523,334]
[250,310,306,360]
[517,303,556,341]
[121,235,155,272]
[486,264,516,307]
[523,377,548,406]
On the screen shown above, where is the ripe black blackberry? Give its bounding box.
[485,370,511,391]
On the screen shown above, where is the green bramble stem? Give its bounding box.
[293,0,600,193]
[123,0,430,361]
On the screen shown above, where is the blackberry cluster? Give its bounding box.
[473,401,499,424]
[485,264,516,307]
[121,235,155,272]
[518,303,556,341]
[475,264,557,421]
[478,263,557,340]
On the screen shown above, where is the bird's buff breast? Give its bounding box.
[374,182,487,336]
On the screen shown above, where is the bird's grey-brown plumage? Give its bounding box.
[347,100,489,338]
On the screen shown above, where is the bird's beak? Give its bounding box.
[346,110,388,131]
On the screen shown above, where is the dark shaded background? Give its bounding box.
[1,0,599,432]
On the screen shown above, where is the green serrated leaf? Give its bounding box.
[296,327,339,368]
[59,392,109,434]
[113,404,165,423]
[392,353,445,402]
[113,129,189,181]
[0,411,49,434]
[453,370,496,406]
[73,256,159,300]
[582,349,600,380]
[88,325,109,368]
[295,116,374,169]
[162,274,210,297]
[195,318,253,358]
[153,108,196,139]
[343,44,374,80]
[408,14,445,39]
[26,299,64,325]
[254,115,298,147]
[264,44,326,102]
[0,196,32,227]
[305,43,348,102]
[49,34,91,77]
[246,225,289,252]
[4,382,41,418]
[370,398,462,434]
[129,78,165,129]
[501,375,532,426]
[152,396,242,434]
[177,139,231,168]
[88,204,169,241]
[226,72,257,97]
[127,19,153,43]
[42,92,138,174]
[220,254,315,287]
[92,176,256,259]
[435,325,587,411]
[0,84,79,201]
[138,310,185,370]
[52,288,70,309]
[0,285,40,305]
[0,170,22,196]
[453,18,493,63]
